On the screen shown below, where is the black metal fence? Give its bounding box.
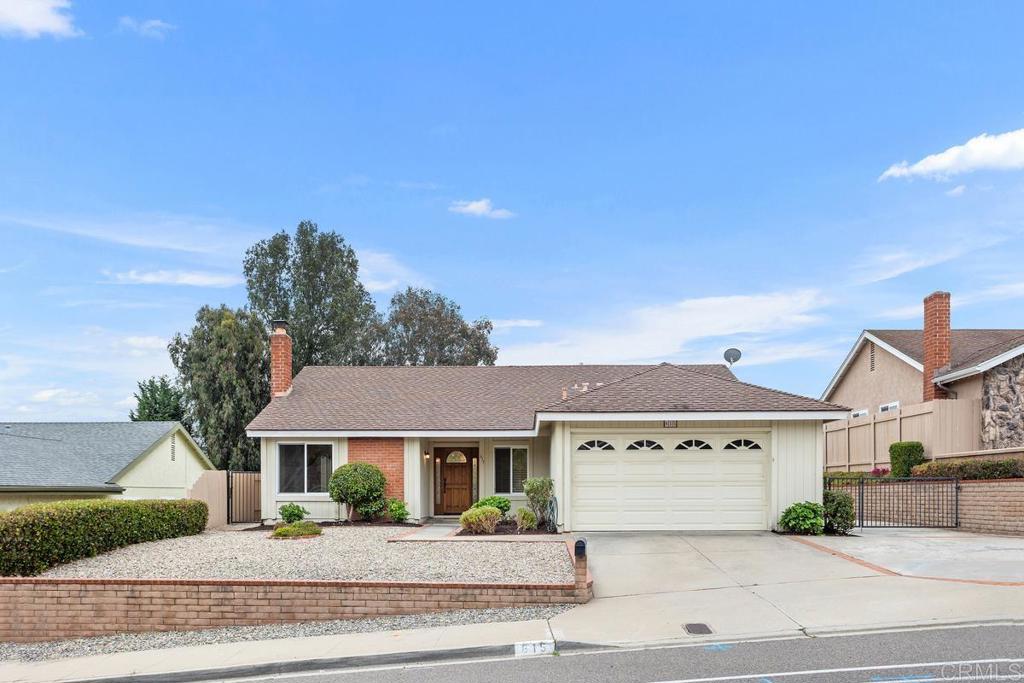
[824,476,959,529]
[227,471,262,524]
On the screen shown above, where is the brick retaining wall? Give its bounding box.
[0,548,591,643]
[959,479,1024,535]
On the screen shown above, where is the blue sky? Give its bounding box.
[2,1,1024,420]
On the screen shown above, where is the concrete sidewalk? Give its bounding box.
[0,619,556,683]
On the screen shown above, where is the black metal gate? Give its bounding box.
[227,471,262,524]
[824,477,959,529]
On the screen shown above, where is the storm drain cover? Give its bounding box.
[684,623,713,635]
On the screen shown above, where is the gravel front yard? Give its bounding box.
[0,606,573,662]
[42,526,575,583]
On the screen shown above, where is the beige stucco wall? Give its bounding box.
[0,492,114,513]
[950,373,983,400]
[829,342,922,414]
[115,430,211,499]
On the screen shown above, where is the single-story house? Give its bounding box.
[0,421,214,512]
[822,291,1024,449]
[247,321,848,531]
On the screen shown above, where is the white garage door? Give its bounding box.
[571,434,769,531]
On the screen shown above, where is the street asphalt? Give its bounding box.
[221,624,1024,683]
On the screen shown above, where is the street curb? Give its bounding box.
[61,644,518,683]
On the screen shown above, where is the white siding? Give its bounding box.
[770,420,823,527]
[260,436,347,522]
[114,431,211,499]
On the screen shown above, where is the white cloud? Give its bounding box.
[30,387,100,406]
[880,128,1024,181]
[851,231,1009,285]
[357,250,425,293]
[120,335,166,351]
[117,16,175,40]
[499,290,827,365]
[448,198,515,220]
[0,0,80,39]
[103,269,242,287]
[945,184,967,197]
[492,319,544,330]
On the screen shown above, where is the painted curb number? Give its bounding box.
[515,640,556,657]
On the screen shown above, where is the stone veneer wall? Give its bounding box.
[982,356,1024,449]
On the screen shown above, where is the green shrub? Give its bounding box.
[912,457,1024,480]
[387,498,410,523]
[0,498,208,576]
[515,507,537,531]
[823,490,855,535]
[329,462,387,520]
[889,441,926,477]
[779,501,824,535]
[472,495,511,516]
[278,503,308,524]
[271,520,322,538]
[523,477,554,526]
[459,506,501,534]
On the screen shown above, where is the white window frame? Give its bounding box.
[277,442,334,496]
[851,409,869,418]
[878,401,900,413]
[493,444,529,497]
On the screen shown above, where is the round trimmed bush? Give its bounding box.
[459,506,501,534]
[779,501,824,535]
[471,495,511,516]
[329,462,387,520]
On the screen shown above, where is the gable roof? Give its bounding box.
[0,421,209,492]
[246,364,845,435]
[823,329,1024,399]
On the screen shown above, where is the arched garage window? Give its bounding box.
[675,439,712,450]
[724,438,762,450]
[577,440,614,451]
[626,439,664,451]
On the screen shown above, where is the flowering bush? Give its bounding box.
[870,467,890,477]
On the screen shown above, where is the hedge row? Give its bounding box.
[912,457,1024,480]
[0,498,208,576]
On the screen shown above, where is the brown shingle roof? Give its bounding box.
[544,363,846,413]
[246,363,843,432]
[867,329,1024,374]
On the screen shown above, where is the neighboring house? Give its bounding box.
[246,321,847,531]
[0,421,214,512]
[823,291,1024,450]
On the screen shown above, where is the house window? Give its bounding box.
[577,439,614,451]
[278,443,333,494]
[494,446,528,494]
[724,439,762,450]
[879,401,900,413]
[626,439,664,451]
[851,409,869,418]
[676,439,712,450]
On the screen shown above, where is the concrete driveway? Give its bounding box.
[549,530,1024,647]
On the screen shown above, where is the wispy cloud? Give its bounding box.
[880,128,1024,181]
[120,335,166,351]
[499,290,827,365]
[448,198,515,220]
[0,261,27,274]
[30,387,100,406]
[357,250,426,293]
[492,319,544,330]
[396,180,442,191]
[850,231,1010,285]
[117,16,175,40]
[103,269,243,287]
[0,0,80,39]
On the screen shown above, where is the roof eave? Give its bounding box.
[536,410,850,422]
[934,342,1024,385]
[0,485,125,493]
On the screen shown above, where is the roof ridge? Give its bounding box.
[540,363,671,409]
[664,364,848,409]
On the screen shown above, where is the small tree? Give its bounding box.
[129,375,189,430]
[329,463,387,521]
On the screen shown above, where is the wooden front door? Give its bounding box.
[437,447,477,514]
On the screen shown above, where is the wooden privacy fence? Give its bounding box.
[228,471,261,523]
[825,399,981,472]
[187,470,227,528]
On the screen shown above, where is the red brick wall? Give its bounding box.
[0,555,592,643]
[348,438,404,499]
[922,291,951,401]
[959,479,1024,535]
[270,330,292,397]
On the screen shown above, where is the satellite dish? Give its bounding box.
[723,348,742,367]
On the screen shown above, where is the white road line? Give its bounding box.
[648,658,1024,683]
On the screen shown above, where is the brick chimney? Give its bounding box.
[270,320,293,398]
[922,291,951,401]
